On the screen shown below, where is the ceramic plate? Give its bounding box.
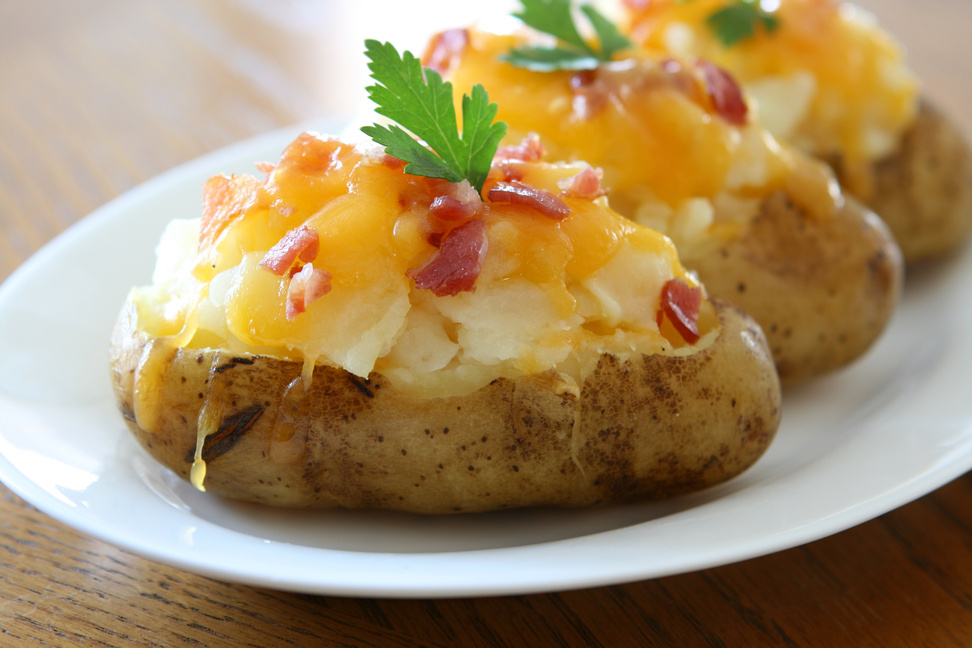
[1,123,971,598]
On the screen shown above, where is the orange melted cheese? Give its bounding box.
[133,133,714,399]
[625,0,919,169]
[447,32,751,204]
[440,29,840,258]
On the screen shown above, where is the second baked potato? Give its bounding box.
[428,27,903,383]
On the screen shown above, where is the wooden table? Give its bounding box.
[1,1,971,645]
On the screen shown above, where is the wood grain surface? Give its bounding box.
[1,1,971,646]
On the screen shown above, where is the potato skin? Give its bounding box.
[109,299,781,514]
[689,192,902,385]
[839,100,972,265]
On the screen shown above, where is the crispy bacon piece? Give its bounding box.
[429,179,483,222]
[286,263,332,321]
[698,60,748,125]
[488,181,572,220]
[422,28,469,74]
[199,174,262,251]
[658,277,703,344]
[279,132,344,175]
[259,225,320,275]
[410,219,489,297]
[431,195,480,222]
[495,134,547,162]
[557,166,607,199]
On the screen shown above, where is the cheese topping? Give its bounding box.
[131,133,716,401]
[624,0,919,191]
[436,28,840,261]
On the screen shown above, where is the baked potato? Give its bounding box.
[109,133,782,513]
[623,0,972,264]
[427,28,902,384]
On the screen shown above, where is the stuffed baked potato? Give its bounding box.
[623,0,972,264]
[109,133,781,513]
[427,27,902,384]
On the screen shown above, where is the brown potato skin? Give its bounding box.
[689,192,902,385]
[839,100,972,265]
[109,299,781,514]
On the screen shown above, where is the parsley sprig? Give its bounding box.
[361,39,507,195]
[502,0,633,71]
[680,0,780,47]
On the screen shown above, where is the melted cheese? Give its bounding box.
[441,29,838,260]
[134,134,714,400]
[447,32,742,204]
[625,0,919,168]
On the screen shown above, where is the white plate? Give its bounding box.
[1,122,971,599]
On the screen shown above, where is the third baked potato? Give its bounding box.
[623,0,972,264]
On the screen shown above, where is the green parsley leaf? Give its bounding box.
[681,0,780,47]
[579,5,632,61]
[514,0,593,54]
[502,0,633,72]
[361,39,507,195]
[504,46,601,71]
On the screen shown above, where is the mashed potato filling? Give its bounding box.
[132,133,715,399]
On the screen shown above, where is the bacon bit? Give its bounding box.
[431,195,481,222]
[698,60,748,125]
[557,166,607,199]
[422,28,469,74]
[429,179,483,222]
[286,263,332,321]
[259,225,320,275]
[410,219,489,297]
[255,161,275,174]
[658,277,703,344]
[199,174,262,251]
[279,132,343,175]
[488,181,572,220]
[495,134,547,162]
